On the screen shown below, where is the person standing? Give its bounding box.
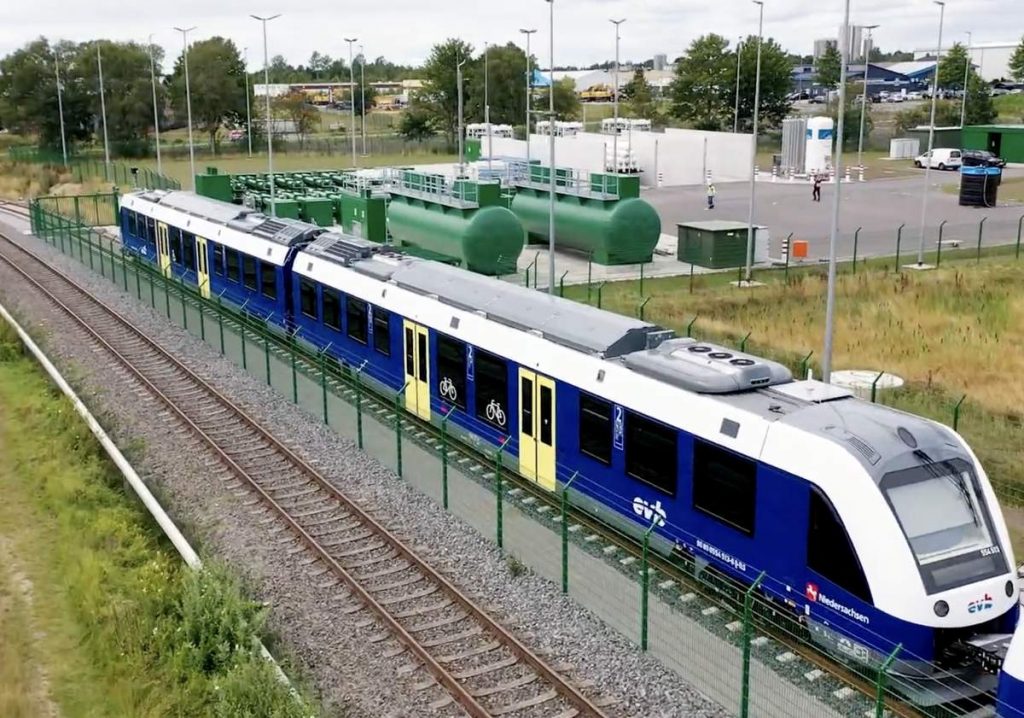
[706,182,717,210]
[812,174,822,202]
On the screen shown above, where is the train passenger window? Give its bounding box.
[539,385,553,445]
[405,328,414,376]
[807,489,872,602]
[146,217,156,248]
[225,249,240,283]
[260,262,276,300]
[520,378,534,438]
[212,244,224,276]
[475,350,507,430]
[416,333,427,382]
[242,255,258,291]
[127,211,137,238]
[322,288,341,330]
[625,412,677,496]
[692,439,756,535]
[299,277,317,319]
[346,296,368,344]
[579,394,612,465]
[182,233,196,272]
[436,335,466,409]
[372,308,390,355]
[168,227,182,265]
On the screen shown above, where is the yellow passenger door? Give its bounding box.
[518,369,556,491]
[156,222,171,277]
[402,320,431,421]
[195,236,211,298]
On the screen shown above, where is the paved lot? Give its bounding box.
[644,168,1024,262]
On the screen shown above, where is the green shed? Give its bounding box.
[678,220,763,269]
[962,125,1024,164]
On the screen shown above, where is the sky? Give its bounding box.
[1,0,1021,71]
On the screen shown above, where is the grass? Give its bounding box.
[752,148,921,181]
[0,321,316,718]
[994,94,1024,124]
[0,160,121,201]
[941,176,1024,202]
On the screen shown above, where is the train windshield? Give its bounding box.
[881,459,1007,594]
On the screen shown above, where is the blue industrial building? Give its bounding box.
[790,61,937,98]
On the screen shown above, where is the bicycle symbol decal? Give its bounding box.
[485,399,507,427]
[439,376,458,402]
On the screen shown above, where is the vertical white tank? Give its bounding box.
[804,116,834,175]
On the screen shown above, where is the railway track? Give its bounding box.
[0,231,614,718]
[0,200,31,220]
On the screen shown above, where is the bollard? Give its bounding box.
[495,436,512,550]
[858,165,865,182]
[977,216,987,264]
[771,165,777,182]
[844,166,850,183]
[740,571,767,718]
[561,472,579,594]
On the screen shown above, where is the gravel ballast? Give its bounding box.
[0,215,728,718]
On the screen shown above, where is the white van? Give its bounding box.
[914,148,962,170]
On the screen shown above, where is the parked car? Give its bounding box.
[809,95,825,104]
[914,148,962,170]
[905,91,924,101]
[961,149,1007,168]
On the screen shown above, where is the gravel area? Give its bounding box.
[0,215,728,718]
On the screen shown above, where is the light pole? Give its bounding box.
[251,14,280,215]
[856,24,878,172]
[457,58,467,174]
[53,50,68,167]
[610,18,626,174]
[960,31,972,128]
[917,0,945,267]
[148,35,163,175]
[344,37,357,167]
[485,41,492,172]
[359,45,367,156]
[173,26,197,190]
[743,0,764,284]
[243,47,253,157]
[96,43,111,169]
[520,29,537,160]
[821,0,854,383]
[733,37,742,133]
[546,0,556,295]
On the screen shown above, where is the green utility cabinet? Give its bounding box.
[339,188,388,243]
[194,167,233,202]
[677,220,755,269]
[267,198,300,220]
[298,197,334,227]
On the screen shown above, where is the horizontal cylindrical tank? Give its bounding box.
[510,190,660,265]
[386,201,524,275]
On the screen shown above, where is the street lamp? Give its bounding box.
[251,14,280,215]
[148,35,163,175]
[344,37,357,167]
[173,26,197,190]
[457,57,467,174]
[610,18,626,174]
[743,0,764,284]
[519,28,537,160]
[546,0,556,295]
[359,45,367,156]
[96,43,111,169]
[821,0,854,382]
[733,37,742,133]
[917,0,946,267]
[960,31,972,128]
[485,41,492,172]
[52,50,68,167]
[243,47,253,157]
[856,24,879,172]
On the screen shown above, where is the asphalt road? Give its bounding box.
[644,167,1024,262]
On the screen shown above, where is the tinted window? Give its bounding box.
[168,226,182,265]
[182,233,196,271]
[299,277,317,319]
[242,255,258,290]
[808,488,872,602]
[212,243,224,276]
[404,327,414,376]
[373,308,390,355]
[416,332,427,382]
[436,335,466,409]
[626,412,677,495]
[692,439,756,534]
[146,216,156,246]
[579,394,612,465]
[539,385,553,445]
[475,350,507,431]
[127,211,137,238]
[225,249,240,283]
[260,262,276,300]
[323,288,341,330]
[346,296,368,343]
[521,377,533,437]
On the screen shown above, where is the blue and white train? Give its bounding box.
[119,190,1020,708]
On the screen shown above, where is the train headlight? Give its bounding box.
[1007,580,1016,598]
[933,600,949,617]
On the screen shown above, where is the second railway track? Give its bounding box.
[0,231,614,718]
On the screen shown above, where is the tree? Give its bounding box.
[419,38,474,148]
[964,72,996,125]
[398,106,436,143]
[537,79,581,121]
[893,101,962,135]
[352,80,378,117]
[622,67,656,120]
[936,43,970,92]
[465,43,530,126]
[734,36,793,130]
[815,44,842,90]
[308,51,331,80]
[829,82,873,151]
[273,92,318,149]
[668,34,733,130]
[934,44,996,125]
[1008,35,1024,82]
[167,37,248,152]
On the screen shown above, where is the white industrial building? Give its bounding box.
[914,42,1018,82]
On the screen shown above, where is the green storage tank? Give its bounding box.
[298,197,334,227]
[510,174,660,265]
[195,167,233,203]
[677,220,753,269]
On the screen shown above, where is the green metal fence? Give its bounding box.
[25,199,1012,718]
[8,147,181,191]
[34,192,121,228]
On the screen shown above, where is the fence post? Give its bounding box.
[495,436,512,551]
[179,275,188,330]
[395,381,410,478]
[870,370,885,403]
[875,645,902,718]
[263,316,273,385]
[640,518,659,652]
[561,471,578,594]
[198,291,206,341]
[853,227,861,274]
[784,232,792,280]
[936,219,947,267]
[689,261,695,294]
[440,406,455,509]
[686,315,698,338]
[739,331,751,352]
[639,261,645,298]
[216,293,225,354]
[953,394,967,432]
[356,359,369,447]
[239,299,251,370]
[638,296,651,321]
[73,195,81,228]
[162,268,171,318]
[1016,214,1023,260]
[320,345,335,426]
[134,255,142,300]
[87,228,95,270]
[559,270,568,297]
[99,233,106,278]
[121,247,128,291]
[289,328,299,404]
[596,282,605,309]
[740,571,768,718]
[799,350,814,380]
[976,216,987,263]
[586,252,593,303]
[895,223,904,271]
